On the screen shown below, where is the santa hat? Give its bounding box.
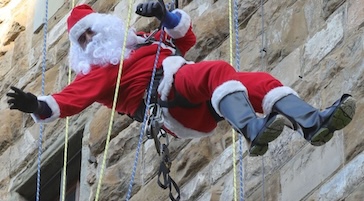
[67,4,100,43]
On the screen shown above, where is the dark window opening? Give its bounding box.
[16,130,83,201]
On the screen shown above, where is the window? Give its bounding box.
[15,130,83,201]
[33,0,65,33]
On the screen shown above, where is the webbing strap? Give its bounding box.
[158,88,200,108]
[157,144,181,201]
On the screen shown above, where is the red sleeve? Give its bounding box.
[172,26,196,56]
[52,66,116,118]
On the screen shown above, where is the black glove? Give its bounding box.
[7,86,40,113]
[135,1,166,21]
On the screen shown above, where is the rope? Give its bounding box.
[228,0,238,200]
[227,1,268,200]
[232,0,245,200]
[125,13,167,201]
[60,1,76,200]
[94,0,135,200]
[260,0,267,71]
[126,1,179,199]
[230,0,245,200]
[259,0,267,200]
[36,0,49,200]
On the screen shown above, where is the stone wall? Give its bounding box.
[0,0,363,200]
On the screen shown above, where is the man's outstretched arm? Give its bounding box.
[7,86,53,120]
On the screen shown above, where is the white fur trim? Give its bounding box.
[31,95,60,123]
[152,41,176,54]
[158,56,194,101]
[211,80,247,116]
[262,86,299,115]
[69,13,103,44]
[162,108,215,139]
[165,9,191,39]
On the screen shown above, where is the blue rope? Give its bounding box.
[36,1,49,201]
[260,0,267,200]
[233,0,244,200]
[125,28,166,201]
[238,135,244,201]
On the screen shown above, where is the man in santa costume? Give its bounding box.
[7,2,356,156]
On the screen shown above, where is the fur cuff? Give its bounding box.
[262,86,299,115]
[165,9,191,39]
[158,56,194,101]
[162,108,215,138]
[211,80,247,116]
[31,95,60,123]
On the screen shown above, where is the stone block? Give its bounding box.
[0,44,14,77]
[180,141,246,200]
[114,0,142,26]
[347,0,364,31]
[246,172,281,201]
[303,10,344,75]
[345,180,364,201]
[3,21,25,46]
[88,106,133,155]
[315,151,364,200]
[244,127,307,197]
[48,13,68,47]
[271,47,302,86]
[280,135,345,201]
[344,98,364,162]
[322,0,345,19]
[0,127,37,184]
[196,171,234,201]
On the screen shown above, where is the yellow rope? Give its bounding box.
[61,1,76,200]
[228,0,238,201]
[94,0,134,200]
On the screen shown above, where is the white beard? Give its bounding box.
[68,14,142,75]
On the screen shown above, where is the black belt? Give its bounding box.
[131,68,223,123]
[131,68,164,122]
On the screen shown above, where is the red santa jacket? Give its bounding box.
[32,9,196,124]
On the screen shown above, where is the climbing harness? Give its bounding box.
[126,0,182,200]
[143,102,181,201]
[137,0,182,200]
[141,94,182,201]
[157,139,181,201]
[143,103,164,153]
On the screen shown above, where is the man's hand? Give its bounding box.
[135,1,166,21]
[7,86,39,113]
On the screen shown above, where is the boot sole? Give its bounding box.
[249,144,268,157]
[310,96,356,146]
[249,115,286,156]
